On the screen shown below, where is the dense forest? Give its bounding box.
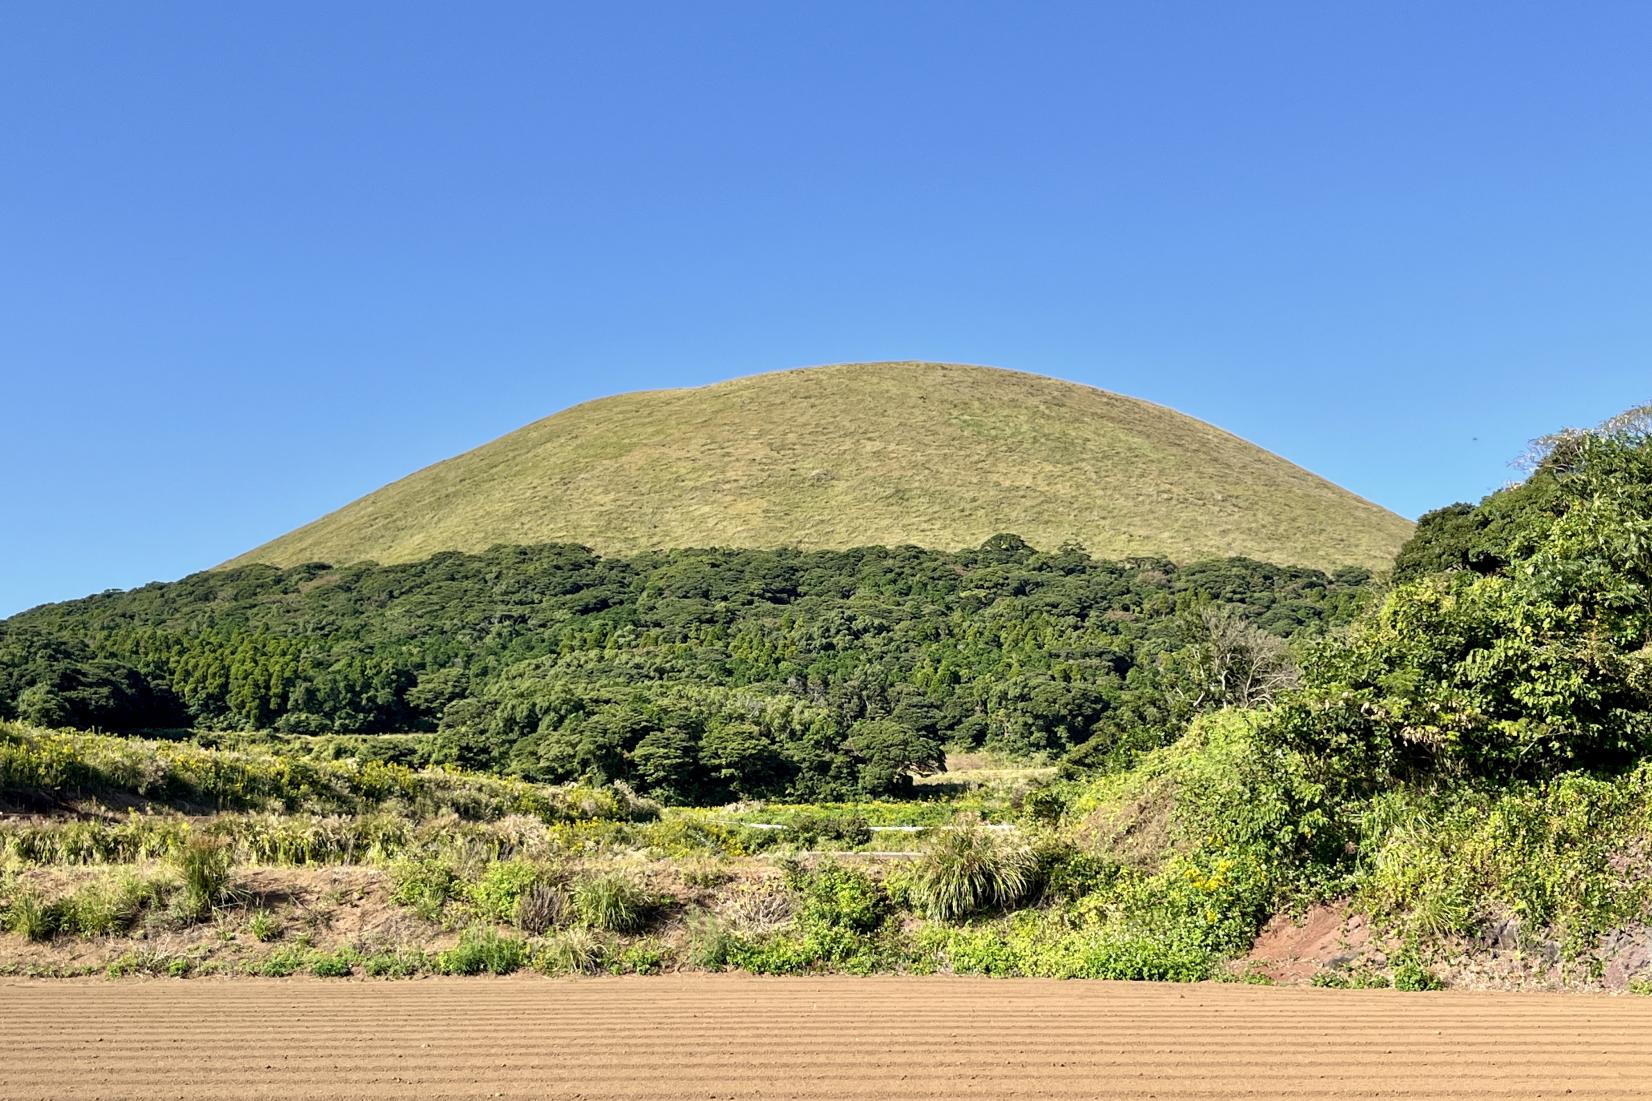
[0,540,1372,802]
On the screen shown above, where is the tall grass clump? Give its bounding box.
[5,891,63,941]
[913,821,1036,921]
[573,872,653,933]
[513,881,569,934]
[175,835,234,921]
[436,928,527,975]
[533,927,607,975]
[65,875,172,937]
[0,724,659,826]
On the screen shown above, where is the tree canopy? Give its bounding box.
[0,540,1371,802]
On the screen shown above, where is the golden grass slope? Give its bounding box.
[227,362,1412,572]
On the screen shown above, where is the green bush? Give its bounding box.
[254,946,309,977]
[389,857,462,921]
[639,815,747,858]
[309,949,356,977]
[1018,784,1072,826]
[5,892,64,942]
[610,939,667,975]
[175,835,234,921]
[1037,845,1116,903]
[247,909,281,942]
[362,948,430,977]
[1268,425,1652,787]
[466,860,551,925]
[533,927,607,975]
[715,861,896,975]
[436,928,527,975]
[1391,956,1444,992]
[1356,769,1652,956]
[790,860,887,934]
[573,873,654,933]
[923,919,1214,981]
[0,725,655,825]
[913,822,1035,921]
[783,811,872,850]
[1311,968,1390,989]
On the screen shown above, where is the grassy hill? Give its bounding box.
[227,362,1412,572]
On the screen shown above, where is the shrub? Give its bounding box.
[5,892,64,942]
[1392,956,1444,992]
[0,725,655,825]
[389,857,462,921]
[247,909,281,942]
[533,927,607,975]
[611,939,667,975]
[513,882,568,934]
[639,816,746,858]
[790,861,887,934]
[1018,784,1072,826]
[784,811,872,850]
[573,873,653,933]
[63,875,170,937]
[436,928,527,975]
[254,946,308,977]
[923,920,1214,981]
[1037,845,1116,903]
[309,950,356,977]
[466,860,551,925]
[1311,968,1390,989]
[718,862,895,975]
[914,822,1036,921]
[362,948,430,978]
[175,836,234,921]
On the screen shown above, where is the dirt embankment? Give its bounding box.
[4,974,1651,1100]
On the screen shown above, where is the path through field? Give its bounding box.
[3,975,1650,1100]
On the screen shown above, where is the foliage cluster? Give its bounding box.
[0,724,657,823]
[0,542,1371,802]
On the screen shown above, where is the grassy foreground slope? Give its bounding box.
[226,362,1412,573]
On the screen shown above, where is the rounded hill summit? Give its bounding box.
[229,362,1411,572]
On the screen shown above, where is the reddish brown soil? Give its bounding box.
[1246,901,1372,983]
[4,975,1651,1100]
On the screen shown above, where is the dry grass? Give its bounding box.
[226,362,1411,572]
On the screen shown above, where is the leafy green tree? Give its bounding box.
[1271,413,1652,788]
[699,719,791,799]
[631,725,703,803]
[15,683,68,727]
[847,718,944,795]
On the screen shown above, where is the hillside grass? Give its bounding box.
[227,362,1411,573]
[5,718,1652,988]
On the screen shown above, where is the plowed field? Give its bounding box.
[3,975,1649,1100]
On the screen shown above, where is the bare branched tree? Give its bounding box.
[1516,400,1652,474]
[1164,606,1301,717]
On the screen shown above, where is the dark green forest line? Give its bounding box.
[0,539,1372,803]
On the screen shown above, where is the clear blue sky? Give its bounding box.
[3,2,1649,616]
